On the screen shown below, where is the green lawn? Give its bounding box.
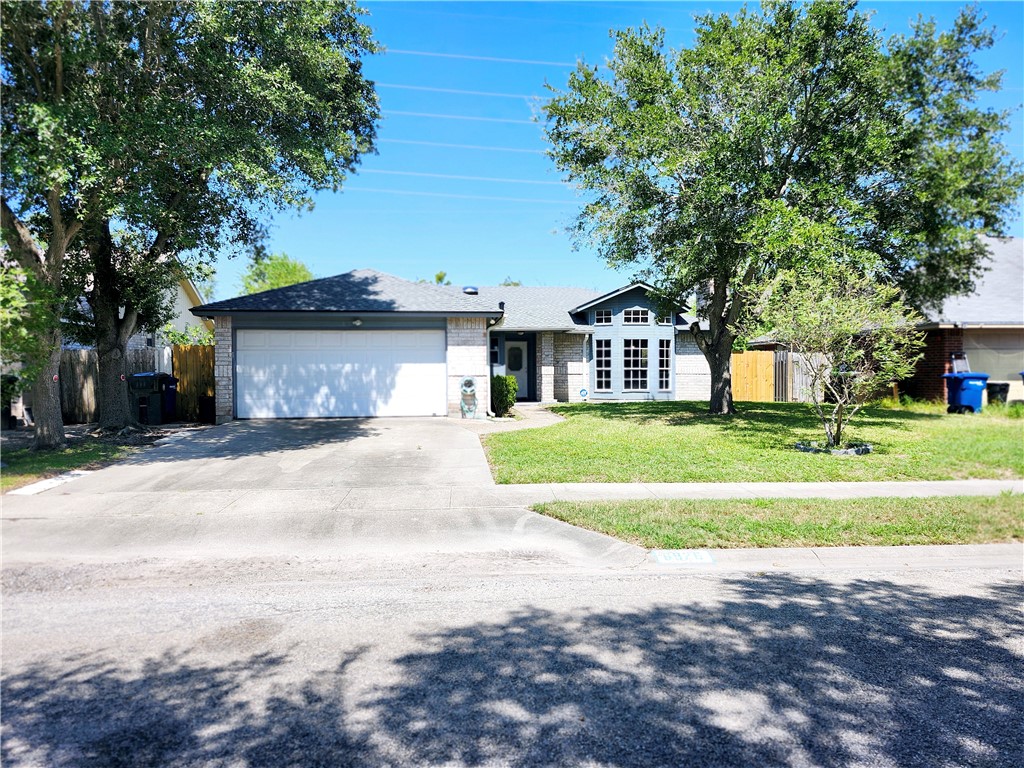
[533,495,1024,549]
[1,443,137,492]
[484,400,1024,483]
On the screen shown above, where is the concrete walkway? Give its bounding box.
[484,478,1023,504]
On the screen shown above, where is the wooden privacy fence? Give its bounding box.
[60,347,157,423]
[172,344,215,422]
[730,350,775,402]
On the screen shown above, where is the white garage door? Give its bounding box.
[235,329,447,418]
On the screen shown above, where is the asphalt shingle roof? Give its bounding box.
[468,286,604,331]
[193,269,500,315]
[930,237,1024,325]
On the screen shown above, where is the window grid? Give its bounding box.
[595,339,612,391]
[623,309,649,325]
[623,339,648,390]
[658,315,673,326]
[594,309,612,325]
[659,339,671,390]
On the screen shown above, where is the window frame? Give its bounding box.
[623,309,650,325]
[659,339,671,391]
[623,338,649,391]
[594,309,612,326]
[595,338,612,391]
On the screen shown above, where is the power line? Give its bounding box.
[386,49,576,67]
[378,138,546,155]
[377,83,541,100]
[347,187,577,205]
[384,110,537,125]
[361,169,565,186]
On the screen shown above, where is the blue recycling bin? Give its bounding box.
[942,372,989,413]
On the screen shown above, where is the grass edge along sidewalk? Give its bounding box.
[484,400,1024,484]
[0,443,138,493]
[532,495,1024,550]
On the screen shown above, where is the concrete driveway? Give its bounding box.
[2,419,643,568]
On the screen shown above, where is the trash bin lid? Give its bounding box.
[942,372,990,380]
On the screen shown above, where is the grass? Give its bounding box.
[1,443,137,492]
[533,495,1024,549]
[483,400,1024,484]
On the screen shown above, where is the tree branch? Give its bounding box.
[0,197,45,270]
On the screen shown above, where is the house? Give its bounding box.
[902,237,1024,403]
[191,270,714,423]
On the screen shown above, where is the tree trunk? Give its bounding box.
[88,221,140,430]
[706,340,735,415]
[31,329,66,449]
[96,328,134,430]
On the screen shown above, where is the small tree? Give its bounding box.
[744,268,924,448]
[241,252,314,295]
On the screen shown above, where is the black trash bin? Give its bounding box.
[987,382,1010,405]
[160,375,178,422]
[129,372,168,425]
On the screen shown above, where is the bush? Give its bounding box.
[491,375,518,417]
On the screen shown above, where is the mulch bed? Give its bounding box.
[0,422,208,452]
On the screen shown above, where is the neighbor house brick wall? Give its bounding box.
[674,333,711,400]
[446,317,489,417]
[902,328,963,402]
[538,332,555,402]
[553,333,589,402]
[214,315,234,424]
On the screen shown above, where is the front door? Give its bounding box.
[504,341,530,400]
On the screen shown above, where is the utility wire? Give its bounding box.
[377,83,541,100]
[361,169,565,185]
[348,187,577,205]
[378,138,546,155]
[385,110,537,125]
[386,49,576,67]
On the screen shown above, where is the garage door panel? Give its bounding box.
[235,329,447,418]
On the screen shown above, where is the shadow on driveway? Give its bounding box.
[3,575,1021,766]
[124,419,383,466]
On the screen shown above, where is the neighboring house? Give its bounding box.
[65,277,212,372]
[192,270,714,423]
[902,237,1024,403]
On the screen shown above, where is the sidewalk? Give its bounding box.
[645,542,1024,573]
[479,478,1023,505]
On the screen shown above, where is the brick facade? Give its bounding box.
[446,317,490,417]
[674,333,711,401]
[553,333,589,402]
[902,328,963,402]
[213,315,234,424]
[538,332,555,402]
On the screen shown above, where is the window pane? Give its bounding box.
[623,339,648,390]
[596,338,612,390]
[595,309,612,325]
[624,309,649,325]
[659,339,671,390]
[508,346,523,372]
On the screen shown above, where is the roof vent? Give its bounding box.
[462,286,478,295]
[498,301,505,310]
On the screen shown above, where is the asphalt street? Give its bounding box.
[2,419,1022,767]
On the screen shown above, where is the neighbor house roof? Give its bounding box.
[192,269,501,317]
[926,237,1024,327]
[470,286,603,332]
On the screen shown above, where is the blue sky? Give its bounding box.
[209,1,1024,300]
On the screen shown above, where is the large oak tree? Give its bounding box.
[544,1,1022,414]
[2,1,379,443]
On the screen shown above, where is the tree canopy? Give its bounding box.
[544,0,1022,413]
[241,252,315,295]
[1,1,380,441]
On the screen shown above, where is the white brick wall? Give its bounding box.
[538,332,555,402]
[554,333,589,402]
[675,333,711,401]
[214,316,233,424]
[446,317,489,417]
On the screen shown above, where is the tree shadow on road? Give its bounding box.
[2,576,1021,766]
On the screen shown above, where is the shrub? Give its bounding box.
[491,375,518,417]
